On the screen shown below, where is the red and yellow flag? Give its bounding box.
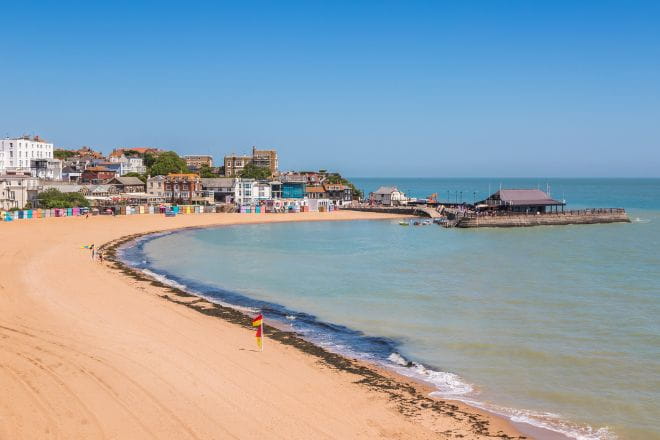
[252,314,263,350]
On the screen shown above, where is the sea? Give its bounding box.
[119,178,659,440]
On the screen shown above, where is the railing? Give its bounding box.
[461,208,626,219]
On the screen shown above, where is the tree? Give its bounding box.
[198,165,216,178]
[325,173,362,199]
[239,163,271,180]
[38,189,90,208]
[149,151,189,176]
[54,150,76,160]
[122,172,147,183]
[143,152,157,169]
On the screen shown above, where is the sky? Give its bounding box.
[1,1,659,177]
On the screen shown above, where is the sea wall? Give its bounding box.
[455,210,630,228]
[345,206,436,217]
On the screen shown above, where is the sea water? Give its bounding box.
[121,178,659,440]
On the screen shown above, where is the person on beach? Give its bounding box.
[90,244,95,260]
[98,252,103,263]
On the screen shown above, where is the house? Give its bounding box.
[183,155,213,170]
[30,158,63,181]
[61,166,82,182]
[324,183,353,205]
[201,177,235,202]
[80,166,117,184]
[223,154,252,177]
[107,176,146,193]
[147,173,202,202]
[476,189,565,213]
[0,171,40,210]
[305,185,328,199]
[224,147,278,177]
[108,153,147,174]
[370,186,406,206]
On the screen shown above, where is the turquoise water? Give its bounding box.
[124,179,659,440]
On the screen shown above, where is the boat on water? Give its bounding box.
[399,221,410,226]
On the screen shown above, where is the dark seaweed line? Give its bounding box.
[99,232,525,439]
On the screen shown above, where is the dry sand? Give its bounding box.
[0,211,526,439]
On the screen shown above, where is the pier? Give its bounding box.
[453,208,630,228]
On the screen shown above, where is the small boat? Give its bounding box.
[399,221,409,226]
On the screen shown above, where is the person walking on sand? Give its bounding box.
[90,244,95,260]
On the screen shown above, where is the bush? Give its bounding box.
[38,188,90,208]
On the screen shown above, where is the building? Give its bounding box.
[109,153,147,175]
[107,176,146,193]
[251,146,278,175]
[224,146,278,177]
[476,189,565,213]
[0,171,40,210]
[183,155,213,170]
[0,135,54,174]
[324,183,353,205]
[147,174,202,202]
[109,147,162,158]
[370,186,406,206]
[224,154,252,177]
[30,158,63,181]
[80,166,117,184]
[282,182,306,199]
[201,177,235,203]
[305,185,328,199]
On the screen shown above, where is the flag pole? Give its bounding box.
[260,318,264,352]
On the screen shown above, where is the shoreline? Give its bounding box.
[1,212,524,439]
[108,220,578,440]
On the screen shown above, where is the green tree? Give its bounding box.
[325,173,362,199]
[149,151,189,176]
[54,150,76,160]
[38,189,90,208]
[198,165,216,178]
[143,152,157,169]
[121,172,147,183]
[239,163,271,180]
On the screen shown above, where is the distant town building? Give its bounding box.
[107,176,146,193]
[0,136,54,174]
[183,155,213,170]
[80,166,117,184]
[147,173,202,202]
[30,158,63,181]
[109,147,162,158]
[251,146,278,175]
[324,183,353,205]
[201,177,235,203]
[224,154,252,177]
[370,186,405,206]
[224,146,278,177]
[0,171,40,210]
[109,152,147,175]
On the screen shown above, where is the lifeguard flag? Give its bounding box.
[255,325,263,349]
[252,314,263,327]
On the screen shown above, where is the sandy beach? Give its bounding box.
[0,211,524,439]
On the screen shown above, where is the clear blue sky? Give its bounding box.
[1,1,658,177]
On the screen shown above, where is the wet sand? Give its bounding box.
[0,211,525,439]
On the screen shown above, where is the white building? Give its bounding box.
[233,178,272,205]
[109,154,147,175]
[30,158,63,181]
[0,136,54,174]
[0,172,40,210]
[370,186,406,206]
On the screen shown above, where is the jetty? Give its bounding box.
[346,205,443,218]
[452,208,630,228]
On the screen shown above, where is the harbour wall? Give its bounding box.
[455,210,630,228]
